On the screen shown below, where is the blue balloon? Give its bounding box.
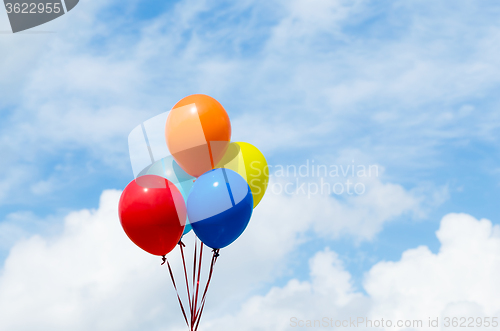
[183,222,192,236]
[188,168,253,249]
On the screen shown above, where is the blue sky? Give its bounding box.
[1,0,500,330]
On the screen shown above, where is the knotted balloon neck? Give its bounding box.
[212,249,220,258]
[161,255,167,265]
[178,240,186,248]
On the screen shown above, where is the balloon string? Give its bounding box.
[191,239,198,329]
[194,249,220,331]
[164,240,219,330]
[194,250,214,322]
[179,241,192,324]
[194,242,203,318]
[198,249,218,314]
[194,253,214,328]
[164,257,189,328]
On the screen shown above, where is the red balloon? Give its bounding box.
[119,175,187,256]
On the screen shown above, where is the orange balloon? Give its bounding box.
[165,94,231,177]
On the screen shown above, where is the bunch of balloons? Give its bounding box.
[118,94,269,330]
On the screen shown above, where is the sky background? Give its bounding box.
[1,0,500,330]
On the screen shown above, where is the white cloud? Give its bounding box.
[202,248,370,331]
[203,213,500,331]
[366,213,500,321]
[0,190,184,331]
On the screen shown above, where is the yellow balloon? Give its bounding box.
[215,142,268,208]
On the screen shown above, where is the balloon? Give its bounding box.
[215,142,269,208]
[183,222,192,236]
[119,175,187,256]
[165,94,231,178]
[141,155,194,183]
[142,155,196,237]
[188,169,253,249]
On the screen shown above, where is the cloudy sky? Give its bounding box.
[1,0,500,330]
